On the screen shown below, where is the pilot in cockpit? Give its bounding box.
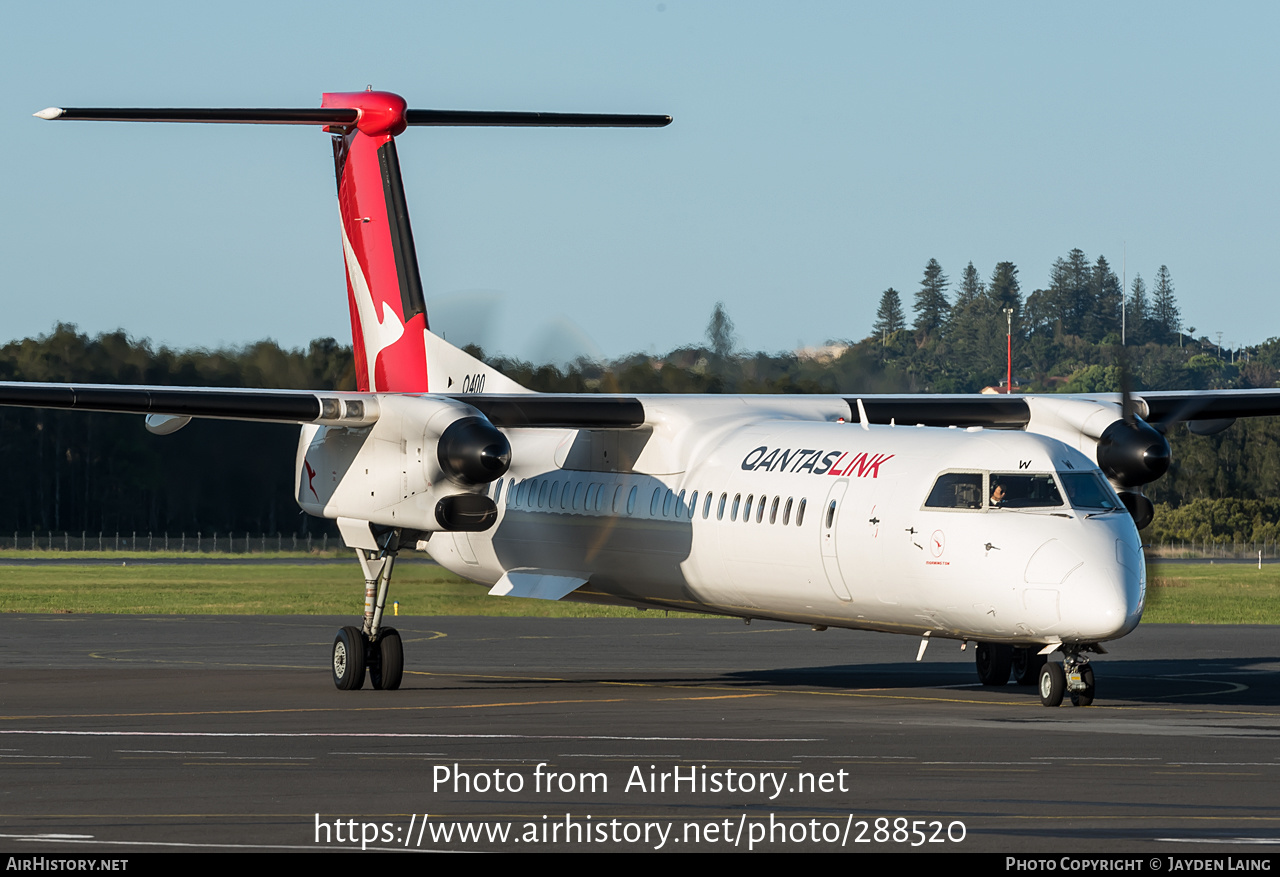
[989,482,1006,507]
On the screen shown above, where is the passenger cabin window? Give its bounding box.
[626,485,638,515]
[924,472,984,510]
[782,497,792,525]
[796,498,807,526]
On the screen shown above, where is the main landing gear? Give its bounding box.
[331,529,405,691]
[974,643,1046,686]
[975,642,1096,706]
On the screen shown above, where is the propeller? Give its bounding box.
[1096,350,1171,489]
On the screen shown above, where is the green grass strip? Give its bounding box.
[0,560,1276,623]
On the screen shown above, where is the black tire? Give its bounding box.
[333,626,366,691]
[1012,648,1048,685]
[1070,664,1096,707]
[369,628,404,691]
[1039,662,1066,707]
[975,642,1013,686]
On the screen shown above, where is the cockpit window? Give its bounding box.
[1059,471,1123,510]
[989,473,1063,508]
[924,472,984,510]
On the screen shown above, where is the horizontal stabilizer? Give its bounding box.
[37,106,670,129]
[35,107,361,125]
[489,570,588,601]
[404,109,671,127]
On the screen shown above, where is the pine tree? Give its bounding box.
[1089,255,1122,342]
[706,301,736,359]
[1151,265,1180,344]
[987,261,1021,313]
[954,262,985,311]
[873,288,905,341]
[912,258,950,337]
[1127,273,1148,345]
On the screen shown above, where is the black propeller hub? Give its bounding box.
[437,416,512,485]
[1096,417,1171,487]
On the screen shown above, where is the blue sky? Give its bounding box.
[4,1,1277,364]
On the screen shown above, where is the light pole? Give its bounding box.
[1003,307,1014,393]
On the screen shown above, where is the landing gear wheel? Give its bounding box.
[332,626,367,691]
[1011,648,1048,685]
[369,628,403,691]
[1039,662,1066,707]
[975,643,1013,686]
[1069,664,1096,707]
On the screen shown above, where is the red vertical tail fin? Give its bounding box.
[322,91,428,393]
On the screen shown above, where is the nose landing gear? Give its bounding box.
[1038,646,1097,707]
[975,642,1098,706]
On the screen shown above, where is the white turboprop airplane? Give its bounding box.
[16,91,1280,707]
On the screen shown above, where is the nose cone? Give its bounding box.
[1057,527,1145,641]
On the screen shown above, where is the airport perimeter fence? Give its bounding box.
[0,531,1278,560]
[0,531,350,554]
[1140,540,1280,560]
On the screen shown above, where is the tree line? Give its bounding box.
[0,243,1276,542]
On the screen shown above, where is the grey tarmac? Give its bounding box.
[0,614,1278,853]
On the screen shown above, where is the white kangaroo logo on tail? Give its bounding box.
[341,225,404,392]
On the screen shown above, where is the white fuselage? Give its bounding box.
[416,395,1146,646]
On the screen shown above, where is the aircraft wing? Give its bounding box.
[0,383,650,431]
[3,383,1279,432]
[1137,388,1280,423]
[0,382,378,426]
[852,389,1280,429]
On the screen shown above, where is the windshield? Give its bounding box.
[924,470,1070,511]
[1059,471,1124,511]
[924,472,984,509]
[989,473,1064,508]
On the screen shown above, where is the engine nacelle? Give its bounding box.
[1024,395,1169,486]
[294,394,510,532]
[1095,417,1171,487]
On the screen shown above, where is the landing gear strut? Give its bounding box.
[1038,645,1098,707]
[331,528,404,691]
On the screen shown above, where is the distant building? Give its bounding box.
[980,378,1023,395]
[794,343,850,364]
